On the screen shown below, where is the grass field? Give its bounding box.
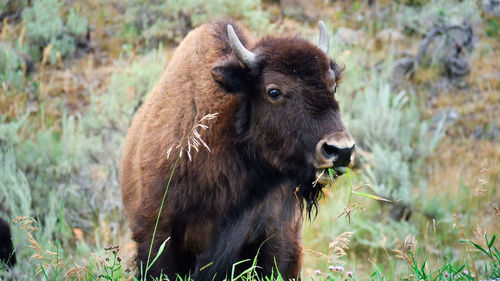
[0,0,499,280]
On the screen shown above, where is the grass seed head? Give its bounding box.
[404,234,418,253]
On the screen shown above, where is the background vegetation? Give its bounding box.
[0,0,499,280]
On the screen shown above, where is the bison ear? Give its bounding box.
[211,61,247,93]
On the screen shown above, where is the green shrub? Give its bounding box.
[323,26,445,208]
[346,82,444,205]
[21,0,88,63]
[0,126,62,279]
[0,43,24,90]
[485,18,500,37]
[51,47,165,277]
[0,45,166,279]
[120,0,270,47]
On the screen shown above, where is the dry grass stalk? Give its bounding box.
[13,216,66,275]
[91,252,107,271]
[490,202,500,218]
[167,113,218,161]
[306,232,353,265]
[472,225,486,249]
[14,216,42,253]
[335,203,364,223]
[392,234,418,265]
[14,215,124,279]
[18,25,26,50]
[41,43,53,66]
[404,234,418,253]
[453,213,479,281]
[65,264,88,281]
[473,159,489,196]
[312,169,325,187]
[392,247,412,265]
[328,232,353,263]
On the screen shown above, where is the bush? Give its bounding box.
[0,44,167,278]
[21,0,88,63]
[325,27,445,209]
[0,121,62,279]
[120,0,270,47]
[62,47,167,232]
[346,82,444,205]
[0,43,24,90]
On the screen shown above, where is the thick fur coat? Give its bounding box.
[121,19,351,280]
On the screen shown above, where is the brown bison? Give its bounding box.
[0,217,16,268]
[121,19,355,280]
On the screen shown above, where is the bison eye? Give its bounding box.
[334,85,338,94]
[267,88,282,100]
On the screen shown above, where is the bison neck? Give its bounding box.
[168,140,287,216]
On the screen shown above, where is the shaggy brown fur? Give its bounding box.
[121,19,351,280]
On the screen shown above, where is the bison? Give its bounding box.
[120,19,355,280]
[0,217,16,268]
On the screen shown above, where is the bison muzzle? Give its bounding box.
[121,19,355,280]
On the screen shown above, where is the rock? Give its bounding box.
[416,22,475,82]
[474,125,485,139]
[392,56,415,88]
[485,126,500,140]
[431,109,460,134]
[377,28,405,43]
[474,124,500,140]
[0,0,25,23]
[444,56,470,78]
[393,57,415,77]
[432,109,461,126]
[481,0,500,17]
[280,0,326,20]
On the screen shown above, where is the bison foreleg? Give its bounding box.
[191,214,253,281]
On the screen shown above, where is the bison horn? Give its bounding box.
[227,24,257,68]
[318,21,330,55]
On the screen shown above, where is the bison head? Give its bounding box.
[211,22,355,213]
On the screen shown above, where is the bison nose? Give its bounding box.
[315,132,355,169]
[322,143,355,167]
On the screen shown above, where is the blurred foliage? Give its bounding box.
[0,46,165,278]
[66,47,167,230]
[21,0,88,63]
[0,120,62,279]
[399,0,430,6]
[0,43,24,90]
[346,82,444,204]
[120,0,269,46]
[485,18,500,37]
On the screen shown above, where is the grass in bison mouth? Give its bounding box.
[313,167,348,186]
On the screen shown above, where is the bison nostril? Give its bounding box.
[322,143,339,159]
[321,143,355,167]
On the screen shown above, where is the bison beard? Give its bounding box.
[295,166,324,218]
[121,19,354,280]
